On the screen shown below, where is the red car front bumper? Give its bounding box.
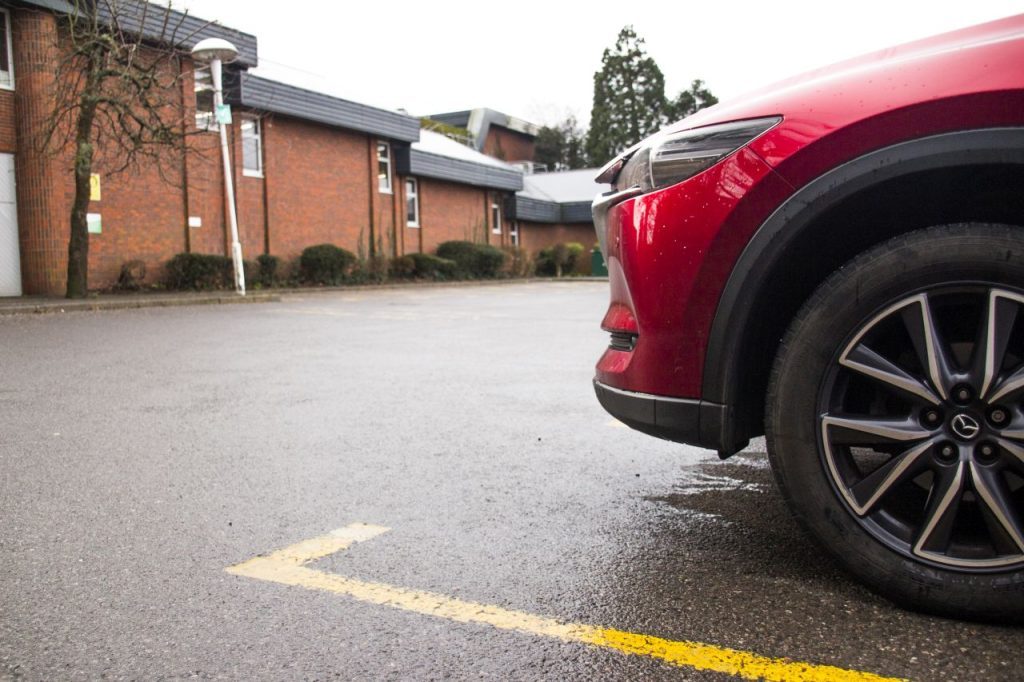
[592,147,789,452]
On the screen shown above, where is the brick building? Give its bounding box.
[0,1,596,298]
[429,108,538,164]
[510,169,609,253]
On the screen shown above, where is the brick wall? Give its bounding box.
[263,115,372,263]
[367,137,398,259]
[9,10,224,293]
[83,51,193,289]
[485,190,517,249]
[232,115,266,260]
[518,221,597,254]
[87,145,187,288]
[0,90,16,153]
[414,178,488,253]
[182,115,228,257]
[12,7,64,295]
[482,126,534,163]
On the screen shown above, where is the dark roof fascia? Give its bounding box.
[18,0,259,67]
[512,195,560,222]
[226,73,420,143]
[470,109,537,151]
[17,0,73,13]
[395,147,523,192]
[429,111,471,128]
[560,201,594,223]
[512,197,595,224]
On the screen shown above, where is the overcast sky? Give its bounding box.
[169,1,1019,127]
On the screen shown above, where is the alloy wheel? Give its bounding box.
[819,286,1024,570]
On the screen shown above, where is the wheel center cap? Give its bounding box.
[951,413,981,440]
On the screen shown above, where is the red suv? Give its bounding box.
[592,15,1024,620]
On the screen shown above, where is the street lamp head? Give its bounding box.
[191,37,238,64]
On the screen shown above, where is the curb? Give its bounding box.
[0,278,608,317]
[0,292,282,316]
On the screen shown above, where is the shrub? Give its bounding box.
[502,247,532,278]
[564,242,586,275]
[409,253,458,280]
[256,254,281,288]
[353,255,390,284]
[391,255,416,279]
[242,260,260,287]
[299,244,357,285]
[535,242,587,277]
[473,244,507,278]
[436,240,507,278]
[164,253,233,290]
[116,259,146,291]
[435,240,478,277]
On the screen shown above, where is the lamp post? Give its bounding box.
[191,38,245,295]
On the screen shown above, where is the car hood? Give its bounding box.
[664,13,1024,135]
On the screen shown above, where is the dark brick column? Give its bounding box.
[12,8,65,295]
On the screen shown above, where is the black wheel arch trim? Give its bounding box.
[702,127,1024,456]
[593,380,746,457]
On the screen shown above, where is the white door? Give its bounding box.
[0,153,20,297]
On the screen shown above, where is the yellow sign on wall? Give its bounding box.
[90,174,101,201]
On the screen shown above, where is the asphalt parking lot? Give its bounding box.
[2,281,1021,680]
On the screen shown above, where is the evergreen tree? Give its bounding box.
[665,79,719,123]
[586,26,667,166]
[534,125,564,171]
[563,118,587,170]
[535,116,588,171]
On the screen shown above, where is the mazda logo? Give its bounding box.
[951,414,981,440]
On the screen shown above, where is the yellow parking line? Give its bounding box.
[227,524,903,682]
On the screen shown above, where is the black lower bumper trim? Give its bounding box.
[593,380,749,457]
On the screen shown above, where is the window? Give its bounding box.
[377,142,392,193]
[0,9,14,90]
[241,116,263,176]
[194,66,216,131]
[405,178,419,227]
[491,202,502,235]
[509,220,519,247]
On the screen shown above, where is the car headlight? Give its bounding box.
[600,116,781,192]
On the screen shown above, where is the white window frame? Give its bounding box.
[377,141,392,193]
[509,220,519,247]
[241,115,263,177]
[0,9,15,91]
[405,178,420,228]
[491,202,502,235]
[193,65,216,132]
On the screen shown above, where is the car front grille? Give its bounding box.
[609,331,638,352]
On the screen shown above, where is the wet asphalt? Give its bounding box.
[1,281,1021,681]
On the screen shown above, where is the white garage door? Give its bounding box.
[0,153,20,297]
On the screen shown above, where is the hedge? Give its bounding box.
[409,253,458,280]
[299,244,357,285]
[436,241,506,278]
[165,253,233,290]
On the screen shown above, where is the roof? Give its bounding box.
[520,169,609,202]
[395,130,523,192]
[226,73,420,142]
[21,0,259,67]
[414,130,516,170]
[513,169,608,224]
[430,108,539,152]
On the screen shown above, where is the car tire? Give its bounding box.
[766,223,1024,622]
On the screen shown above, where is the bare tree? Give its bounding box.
[42,0,205,298]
